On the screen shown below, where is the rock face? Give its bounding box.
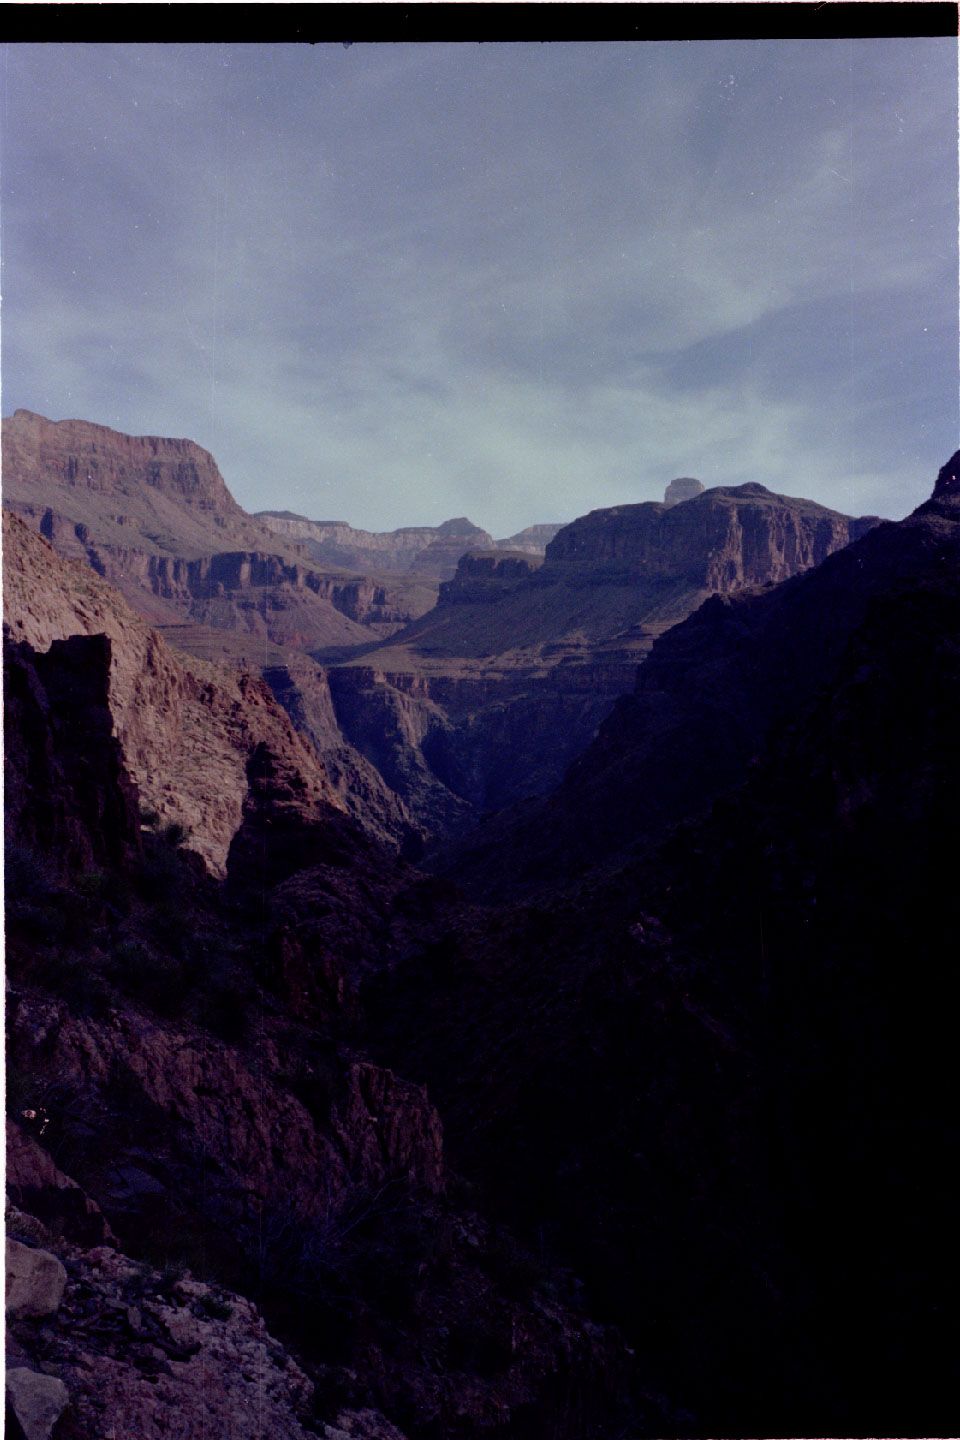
[547,482,876,588]
[4,633,144,877]
[3,593,643,1440]
[2,410,435,652]
[2,513,351,875]
[325,484,880,842]
[256,512,561,579]
[7,1123,115,1247]
[369,455,960,1436]
[663,475,704,506]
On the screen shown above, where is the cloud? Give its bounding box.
[2,40,956,533]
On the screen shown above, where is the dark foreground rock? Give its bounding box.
[365,457,960,1435]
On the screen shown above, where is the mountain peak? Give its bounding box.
[663,476,705,506]
[934,450,960,497]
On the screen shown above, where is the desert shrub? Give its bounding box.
[133,1232,214,1287]
[192,1291,234,1320]
[256,1178,430,1325]
[9,900,70,945]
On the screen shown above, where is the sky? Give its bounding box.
[1,39,957,534]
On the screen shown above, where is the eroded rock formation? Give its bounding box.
[325,484,881,841]
[2,513,352,874]
[3,588,648,1439]
[663,476,704,506]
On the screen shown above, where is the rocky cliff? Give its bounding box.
[364,454,960,1435]
[3,410,435,652]
[256,511,561,579]
[442,463,950,898]
[3,604,650,1440]
[324,484,880,843]
[4,409,258,554]
[8,412,878,857]
[2,513,362,874]
[546,482,877,587]
[4,408,245,513]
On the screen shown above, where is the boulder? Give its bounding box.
[5,1240,68,1321]
[5,1368,70,1440]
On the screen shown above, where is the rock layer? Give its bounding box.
[2,513,347,875]
[326,484,880,841]
[256,512,561,579]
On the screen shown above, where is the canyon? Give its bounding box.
[3,410,881,849]
[3,411,955,1438]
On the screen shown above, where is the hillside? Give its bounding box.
[442,460,951,894]
[5,612,649,1440]
[5,447,956,1437]
[1,410,438,649]
[363,453,960,1434]
[1,513,415,857]
[325,484,880,838]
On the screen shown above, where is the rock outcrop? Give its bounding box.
[2,513,349,875]
[366,454,960,1436]
[3,602,647,1440]
[256,512,561,578]
[2,410,435,651]
[325,484,881,842]
[663,476,704,506]
[406,517,497,577]
[546,483,876,588]
[495,522,564,554]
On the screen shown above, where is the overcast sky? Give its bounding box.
[1,40,956,533]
